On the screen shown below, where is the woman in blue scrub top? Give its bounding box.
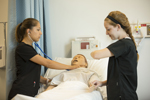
[8,18,79,100]
[90,11,139,100]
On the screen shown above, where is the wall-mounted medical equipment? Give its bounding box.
[0,46,5,68]
[0,22,7,68]
[130,20,150,46]
[72,37,100,60]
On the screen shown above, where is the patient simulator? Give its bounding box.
[12,54,108,100]
[44,54,99,91]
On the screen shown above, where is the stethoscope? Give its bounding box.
[28,33,69,71]
[28,33,52,60]
[34,42,52,60]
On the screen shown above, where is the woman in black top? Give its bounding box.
[90,11,139,100]
[8,18,79,100]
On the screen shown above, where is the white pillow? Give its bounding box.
[87,58,108,81]
[44,57,109,81]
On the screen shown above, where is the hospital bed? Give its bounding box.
[12,57,108,100]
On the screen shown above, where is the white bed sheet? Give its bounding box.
[37,81,103,100]
[12,81,103,100]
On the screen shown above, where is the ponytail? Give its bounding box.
[15,23,23,43]
[126,25,139,61]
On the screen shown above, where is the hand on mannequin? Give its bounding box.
[90,80,103,89]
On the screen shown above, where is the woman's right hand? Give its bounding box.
[68,65,80,70]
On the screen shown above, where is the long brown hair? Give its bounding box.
[15,18,39,43]
[105,11,139,60]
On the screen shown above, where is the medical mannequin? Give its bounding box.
[8,18,79,100]
[91,11,139,100]
[43,54,100,91]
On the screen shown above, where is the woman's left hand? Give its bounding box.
[90,80,103,89]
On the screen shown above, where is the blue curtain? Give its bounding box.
[6,0,50,99]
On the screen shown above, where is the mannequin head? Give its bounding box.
[71,54,88,68]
